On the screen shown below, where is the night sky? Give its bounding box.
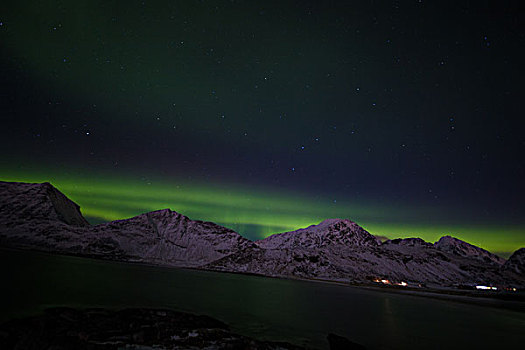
[1,1,524,255]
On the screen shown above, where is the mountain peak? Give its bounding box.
[436,235,458,244]
[317,218,353,226]
[256,218,379,249]
[142,208,179,218]
[503,248,525,276]
[383,237,432,247]
[434,235,506,265]
[0,181,89,227]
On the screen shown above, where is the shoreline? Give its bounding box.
[2,246,525,313]
[202,269,525,313]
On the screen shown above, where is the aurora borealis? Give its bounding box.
[1,1,524,255]
[2,168,523,255]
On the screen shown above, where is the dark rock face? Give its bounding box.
[0,307,304,350]
[327,333,366,350]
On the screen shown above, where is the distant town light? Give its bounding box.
[373,278,407,286]
[476,285,497,290]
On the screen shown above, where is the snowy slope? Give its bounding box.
[0,181,254,266]
[503,248,525,276]
[88,208,255,266]
[434,235,506,265]
[256,219,380,249]
[0,181,89,227]
[208,220,522,287]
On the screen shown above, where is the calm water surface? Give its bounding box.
[1,249,524,349]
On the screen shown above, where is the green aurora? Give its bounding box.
[1,2,524,258]
[2,168,523,255]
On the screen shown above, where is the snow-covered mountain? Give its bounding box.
[0,181,254,266]
[0,181,89,227]
[0,181,91,254]
[88,208,255,266]
[256,218,380,249]
[1,181,524,288]
[503,248,525,276]
[208,220,523,287]
[434,235,506,265]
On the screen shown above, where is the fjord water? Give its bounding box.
[1,249,524,349]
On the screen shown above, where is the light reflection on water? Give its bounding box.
[1,249,524,349]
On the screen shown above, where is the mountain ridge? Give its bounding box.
[256,218,380,249]
[1,180,524,289]
[0,181,255,266]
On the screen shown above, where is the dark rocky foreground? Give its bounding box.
[0,307,313,350]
